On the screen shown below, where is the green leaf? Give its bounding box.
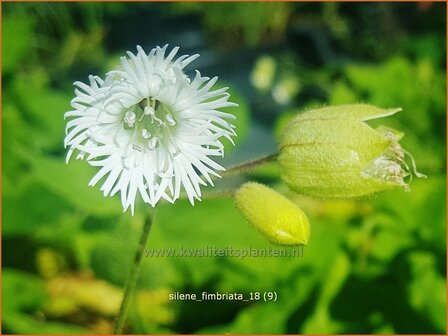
[153,198,267,250]
[31,156,122,216]
[10,73,71,151]
[147,198,267,287]
[301,252,350,334]
[199,302,287,334]
[407,252,446,332]
[2,13,35,73]
[373,176,446,253]
[1,101,36,194]
[4,312,89,334]
[3,182,73,236]
[329,81,358,105]
[2,269,47,312]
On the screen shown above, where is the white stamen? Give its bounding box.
[166,114,176,126]
[124,111,136,127]
[144,106,155,116]
[153,115,164,126]
[403,149,427,179]
[148,136,159,149]
[133,143,143,152]
[142,129,151,139]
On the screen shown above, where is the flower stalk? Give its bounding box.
[223,153,278,176]
[114,211,153,334]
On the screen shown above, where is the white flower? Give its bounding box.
[64,45,237,214]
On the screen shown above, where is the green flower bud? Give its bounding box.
[235,182,310,245]
[278,104,425,198]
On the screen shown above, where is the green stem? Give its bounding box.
[200,189,236,199]
[223,152,278,176]
[114,211,153,334]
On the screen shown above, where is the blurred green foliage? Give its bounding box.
[173,2,292,47]
[2,2,446,334]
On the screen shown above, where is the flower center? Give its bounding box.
[122,98,177,150]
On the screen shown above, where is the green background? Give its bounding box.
[2,2,446,334]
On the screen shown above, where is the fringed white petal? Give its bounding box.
[64,45,237,214]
